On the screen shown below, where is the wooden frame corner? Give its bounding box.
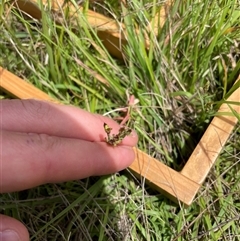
[1,67,239,206]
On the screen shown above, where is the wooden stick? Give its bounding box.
[0,67,54,101]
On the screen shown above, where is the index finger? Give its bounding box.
[1,99,138,146]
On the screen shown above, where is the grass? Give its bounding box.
[1,0,240,240]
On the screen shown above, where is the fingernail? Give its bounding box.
[0,230,20,241]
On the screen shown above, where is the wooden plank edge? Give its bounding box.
[0,67,56,102]
[130,148,200,206]
[181,77,240,184]
[148,0,173,35]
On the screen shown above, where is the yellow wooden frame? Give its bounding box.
[11,0,171,59]
[1,0,239,206]
[1,67,239,206]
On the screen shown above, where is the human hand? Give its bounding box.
[0,99,138,241]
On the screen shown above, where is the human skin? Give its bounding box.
[0,99,138,241]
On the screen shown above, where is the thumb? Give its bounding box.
[0,214,29,241]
